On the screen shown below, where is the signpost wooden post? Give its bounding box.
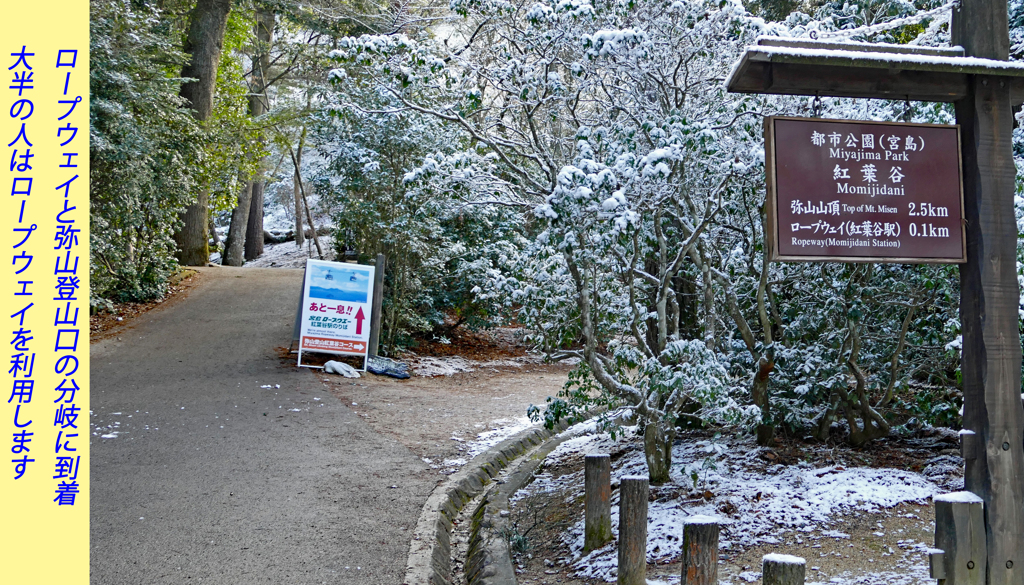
[951,5,1024,582]
[726,2,1024,582]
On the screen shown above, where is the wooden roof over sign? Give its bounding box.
[726,37,1024,103]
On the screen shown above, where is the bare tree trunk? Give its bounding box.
[173,0,232,266]
[243,6,275,261]
[877,299,919,408]
[222,179,252,265]
[244,179,267,260]
[702,265,715,350]
[293,171,305,247]
[644,423,674,485]
[293,124,308,248]
[752,351,775,446]
[839,318,890,447]
[208,215,220,251]
[289,145,323,259]
[753,241,775,445]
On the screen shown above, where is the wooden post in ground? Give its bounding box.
[951,3,1024,583]
[681,516,719,585]
[934,492,987,585]
[617,475,648,585]
[368,253,385,357]
[584,454,612,552]
[762,554,805,585]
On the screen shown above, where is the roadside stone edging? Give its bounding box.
[465,426,576,585]
[404,418,575,585]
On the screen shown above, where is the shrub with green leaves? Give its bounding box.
[90,0,204,303]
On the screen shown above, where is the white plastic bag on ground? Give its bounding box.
[324,360,361,378]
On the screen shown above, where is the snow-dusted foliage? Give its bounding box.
[313,71,526,350]
[325,0,1021,477]
[91,0,205,302]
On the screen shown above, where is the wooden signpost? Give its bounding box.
[727,2,1024,583]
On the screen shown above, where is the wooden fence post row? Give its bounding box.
[762,553,805,585]
[617,475,648,585]
[585,454,613,552]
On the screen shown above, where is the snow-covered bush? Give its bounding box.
[327,0,995,477]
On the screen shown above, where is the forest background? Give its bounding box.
[90,0,1024,480]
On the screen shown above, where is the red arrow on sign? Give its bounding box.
[354,307,365,335]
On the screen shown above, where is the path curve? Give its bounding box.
[91,267,435,584]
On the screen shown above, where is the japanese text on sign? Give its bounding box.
[297,259,375,361]
[765,117,964,263]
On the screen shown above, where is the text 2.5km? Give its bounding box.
[907,202,949,217]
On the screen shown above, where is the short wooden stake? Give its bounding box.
[617,475,648,585]
[367,253,385,357]
[933,491,986,585]
[762,553,805,585]
[681,516,719,585]
[584,454,612,552]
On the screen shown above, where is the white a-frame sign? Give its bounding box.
[293,259,375,369]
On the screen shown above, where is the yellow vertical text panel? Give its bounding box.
[0,1,90,583]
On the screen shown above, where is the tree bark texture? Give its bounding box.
[292,124,308,248]
[585,454,612,553]
[681,519,719,585]
[290,146,324,259]
[222,179,252,265]
[244,179,267,261]
[617,476,648,585]
[643,423,673,485]
[173,0,232,266]
[952,2,1024,582]
[753,350,775,446]
[243,7,275,261]
[293,168,305,247]
[208,215,220,249]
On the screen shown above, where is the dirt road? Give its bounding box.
[90,267,439,584]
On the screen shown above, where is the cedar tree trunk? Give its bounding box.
[173,0,232,266]
[243,7,275,261]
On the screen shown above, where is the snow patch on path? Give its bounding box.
[408,355,544,377]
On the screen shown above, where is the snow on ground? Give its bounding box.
[210,190,335,268]
[422,416,534,473]
[407,355,544,376]
[464,417,534,458]
[235,233,336,268]
[514,419,943,583]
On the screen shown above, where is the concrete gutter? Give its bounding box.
[404,419,575,585]
[465,426,576,585]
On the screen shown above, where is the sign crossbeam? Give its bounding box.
[727,37,1024,103]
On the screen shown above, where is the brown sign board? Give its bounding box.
[765,116,965,263]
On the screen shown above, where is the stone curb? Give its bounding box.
[465,427,577,585]
[404,418,575,585]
